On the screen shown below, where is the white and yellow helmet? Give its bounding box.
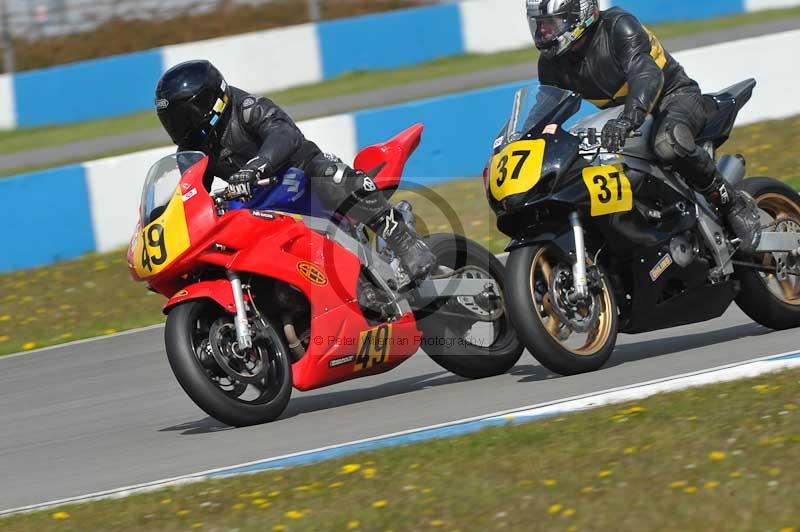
[526,0,600,58]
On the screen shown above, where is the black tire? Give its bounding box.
[506,245,618,375]
[165,300,293,427]
[416,234,523,379]
[734,177,800,330]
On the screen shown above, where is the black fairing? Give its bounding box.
[492,127,585,237]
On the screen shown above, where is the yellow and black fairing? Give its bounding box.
[484,89,740,335]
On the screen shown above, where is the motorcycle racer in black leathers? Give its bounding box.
[528,0,761,254]
[154,60,436,281]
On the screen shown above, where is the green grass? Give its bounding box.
[2,367,798,531]
[1,113,799,356]
[2,5,800,163]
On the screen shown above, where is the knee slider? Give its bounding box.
[654,122,696,161]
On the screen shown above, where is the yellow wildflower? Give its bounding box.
[363,468,377,479]
[252,498,268,505]
[347,520,360,530]
[191,524,204,529]
[176,510,191,516]
[0,315,10,322]
[562,508,576,518]
[232,503,246,510]
[683,487,698,494]
[669,481,688,489]
[623,447,637,455]
[52,512,70,520]
[580,486,595,494]
[729,471,743,478]
[285,510,305,519]
[341,464,361,474]
[329,481,344,488]
[548,504,563,515]
[103,329,117,335]
[769,468,782,476]
[598,470,612,478]
[543,479,557,487]
[779,528,795,532]
[22,342,36,350]
[430,520,445,527]
[709,451,726,461]
[0,336,9,343]
[409,463,420,469]
[268,491,281,497]
[372,500,388,509]
[705,481,720,490]
[160,499,172,504]
[623,406,646,414]
[273,526,287,532]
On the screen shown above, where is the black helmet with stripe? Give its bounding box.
[155,60,231,152]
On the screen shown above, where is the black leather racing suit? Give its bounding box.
[192,86,437,279]
[195,86,388,225]
[538,7,719,191]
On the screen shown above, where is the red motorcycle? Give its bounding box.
[128,124,522,426]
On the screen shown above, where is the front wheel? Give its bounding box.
[506,245,618,375]
[165,300,293,427]
[415,234,523,379]
[734,177,800,330]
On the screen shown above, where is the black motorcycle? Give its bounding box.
[485,81,800,375]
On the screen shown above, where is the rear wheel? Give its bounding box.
[165,300,292,427]
[506,245,618,375]
[734,177,800,330]
[416,234,523,379]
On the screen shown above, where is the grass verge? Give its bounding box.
[1,367,798,531]
[3,6,800,160]
[1,113,799,356]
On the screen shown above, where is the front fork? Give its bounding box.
[227,271,253,350]
[569,212,590,299]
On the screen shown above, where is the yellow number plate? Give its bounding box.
[132,187,191,278]
[582,165,634,217]
[489,139,546,201]
[354,324,393,372]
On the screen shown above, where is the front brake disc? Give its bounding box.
[209,319,267,384]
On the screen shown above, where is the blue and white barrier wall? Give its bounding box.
[2,30,800,273]
[0,0,798,129]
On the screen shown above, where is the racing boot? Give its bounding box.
[370,209,436,282]
[704,178,762,255]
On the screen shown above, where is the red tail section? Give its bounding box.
[354,123,423,191]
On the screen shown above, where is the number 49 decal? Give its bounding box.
[582,165,634,217]
[354,324,392,372]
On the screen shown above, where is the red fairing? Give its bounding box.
[132,130,426,392]
[354,123,423,191]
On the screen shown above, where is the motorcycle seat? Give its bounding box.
[354,123,423,198]
[696,78,756,148]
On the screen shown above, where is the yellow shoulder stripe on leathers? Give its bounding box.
[588,28,667,108]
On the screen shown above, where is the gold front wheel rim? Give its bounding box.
[528,247,614,357]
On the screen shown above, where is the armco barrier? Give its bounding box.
[2,30,800,272]
[1,0,799,129]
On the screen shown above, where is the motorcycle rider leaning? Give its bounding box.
[527,0,762,254]
[154,60,436,281]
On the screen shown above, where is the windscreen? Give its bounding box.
[140,151,206,225]
[497,85,576,150]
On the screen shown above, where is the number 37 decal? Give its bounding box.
[582,165,634,217]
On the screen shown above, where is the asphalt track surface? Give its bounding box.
[1,303,798,512]
[2,16,800,172]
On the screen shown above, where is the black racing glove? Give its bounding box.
[225,168,278,200]
[601,118,635,153]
